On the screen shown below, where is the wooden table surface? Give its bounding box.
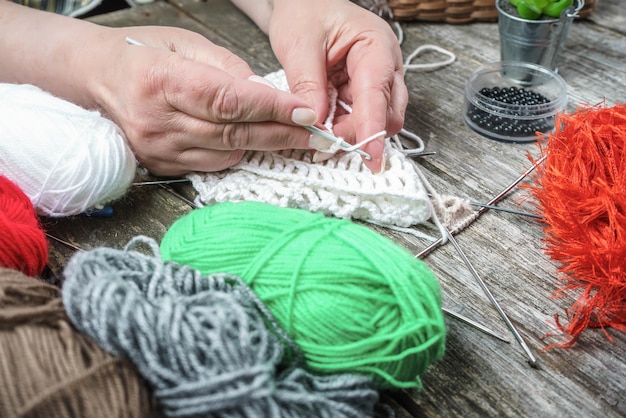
[45,0,626,416]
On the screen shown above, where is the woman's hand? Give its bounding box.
[0,2,319,176]
[235,0,409,173]
[90,26,318,176]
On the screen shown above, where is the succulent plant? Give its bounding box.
[508,0,574,19]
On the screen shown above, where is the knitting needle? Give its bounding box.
[475,155,547,218]
[45,233,85,252]
[445,229,538,367]
[134,179,198,208]
[133,179,190,186]
[406,151,437,159]
[157,183,198,209]
[124,37,372,162]
[443,307,509,343]
[45,228,508,345]
[470,202,543,219]
[415,154,547,259]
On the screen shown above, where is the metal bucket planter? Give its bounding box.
[496,0,584,72]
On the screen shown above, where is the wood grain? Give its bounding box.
[43,1,626,416]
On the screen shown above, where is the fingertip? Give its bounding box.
[365,154,386,174]
[312,150,336,163]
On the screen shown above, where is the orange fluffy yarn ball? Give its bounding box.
[528,103,626,347]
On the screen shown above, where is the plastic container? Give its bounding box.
[463,61,568,143]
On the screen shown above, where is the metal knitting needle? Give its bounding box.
[47,233,508,344]
[474,154,547,218]
[158,183,198,209]
[445,228,537,366]
[443,307,509,343]
[125,37,372,162]
[415,154,547,259]
[46,233,85,252]
[133,179,190,186]
[408,151,437,158]
[470,202,543,219]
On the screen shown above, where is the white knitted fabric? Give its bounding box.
[188,70,462,230]
[189,143,431,228]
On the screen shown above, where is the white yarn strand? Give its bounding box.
[404,45,456,72]
[0,83,136,217]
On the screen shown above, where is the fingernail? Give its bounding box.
[308,133,333,151]
[312,150,335,163]
[291,108,317,126]
[247,74,277,89]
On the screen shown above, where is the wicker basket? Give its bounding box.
[386,0,598,23]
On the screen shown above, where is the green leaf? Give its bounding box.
[516,0,542,19]
[543,0,574,17]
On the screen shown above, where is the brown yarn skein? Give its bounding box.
[0,268,161,418]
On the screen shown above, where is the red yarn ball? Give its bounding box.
[0,176,48,276]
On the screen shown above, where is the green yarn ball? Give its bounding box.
[160,202,446,389]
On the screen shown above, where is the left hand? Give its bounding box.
[267,0,408,173]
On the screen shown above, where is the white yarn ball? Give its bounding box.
[0,83,136,217]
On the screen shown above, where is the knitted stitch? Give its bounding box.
[188,70,471,232]
[188,70,473,235]
[189,144,431,228]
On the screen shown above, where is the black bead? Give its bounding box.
[469,86,553,138]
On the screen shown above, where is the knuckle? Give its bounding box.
[211,85,242,122]
[141,56,175,96]
[220,53,250,74]
[220,123,247,150]
[288,78,321,97]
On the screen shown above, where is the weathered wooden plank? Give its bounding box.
[388,5,626,416]
[44,181,193,279]
[89,0,281,74]
[89,1,205,30]
[40,1,626,417]
[589,0,626,36]
[392,9,626,416]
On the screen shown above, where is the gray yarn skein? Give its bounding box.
[61,236,379,418]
